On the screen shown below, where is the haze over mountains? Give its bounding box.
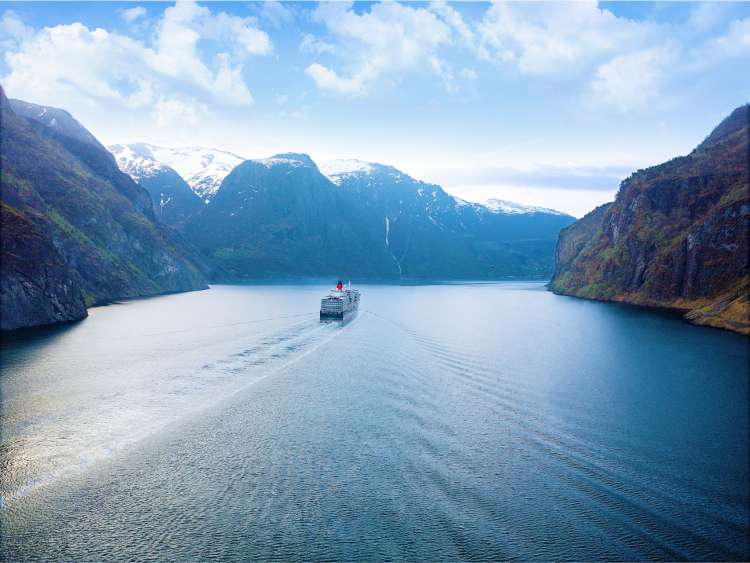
[183,153,574,280]
[110,143,575,280]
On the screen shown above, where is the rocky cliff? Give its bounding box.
[0,86,208,330]
[1,202,88,329]
[550,104,749,334]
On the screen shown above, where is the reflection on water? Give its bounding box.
[1,283,748,560]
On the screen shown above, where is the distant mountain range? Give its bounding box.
[550,104,749,334]
[106,143,575,281]
[155,152,572,279]
[1,88,207,330]
[109,143,244,202]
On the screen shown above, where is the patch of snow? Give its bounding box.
[320,159,374,176]
[255,157,306,169]
[109,144,172,183]
[319,159,376,185]
[484,198,568,216]
[107,143,245,201]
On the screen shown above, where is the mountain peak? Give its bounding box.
[107,143,244,201]
[319,158,411,186]
[109,143,173,182]
[252,153,317,171]
[701,103,749,149]
[272,152,315,165]
[319,159,375,183]
[9,98,104,150]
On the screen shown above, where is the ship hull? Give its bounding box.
[320,308,357,322]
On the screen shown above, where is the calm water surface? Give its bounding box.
[1,283,748,560]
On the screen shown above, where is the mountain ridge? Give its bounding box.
[181,151,575,280]
[549,103,749,334]
[1,87,208,331]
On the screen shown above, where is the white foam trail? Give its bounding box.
[1,314,362,506]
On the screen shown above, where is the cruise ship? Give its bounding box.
[320,281,360,321]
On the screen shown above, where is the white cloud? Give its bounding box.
[201,10,272,58]
[120,6,147,24]
[4,23,150,106]
[590,46,675,111]
[154,96,207,127]
[429,1,475,47]
[300,0,685,100]
[688,3,735,34]
[300,32,335,56]
[259,1,293,29]
[0,10,33,49]
[275,92,308,120]
[459,67,477,80]
[476,1,661,75]
[709,16,750,57]
[304,1,452,95]
[1,1,272,126]
[306,62,366,95]
[430,56,455,92]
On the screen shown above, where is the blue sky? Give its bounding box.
[1,1,749,216]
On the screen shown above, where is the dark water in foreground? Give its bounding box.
[1,283,748,560]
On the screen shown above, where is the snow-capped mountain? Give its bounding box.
[255,153,314,169]
[186,155,574,279]
[109,144,173,182]
[184,153,398,278]
[322,159,570,218]
[109,144,203,225]
[103,146,574,277]
[484,198,570,216]
[108,143,245,202]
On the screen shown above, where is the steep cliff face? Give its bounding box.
[550,104,749,334]
[0,86,208,330]
[551,203,613,283]
[1,203,87,330]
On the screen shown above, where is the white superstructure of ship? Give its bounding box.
[320,281,360,321]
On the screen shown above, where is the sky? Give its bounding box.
[1,1,749,217]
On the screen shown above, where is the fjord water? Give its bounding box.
[1,283,748,560]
